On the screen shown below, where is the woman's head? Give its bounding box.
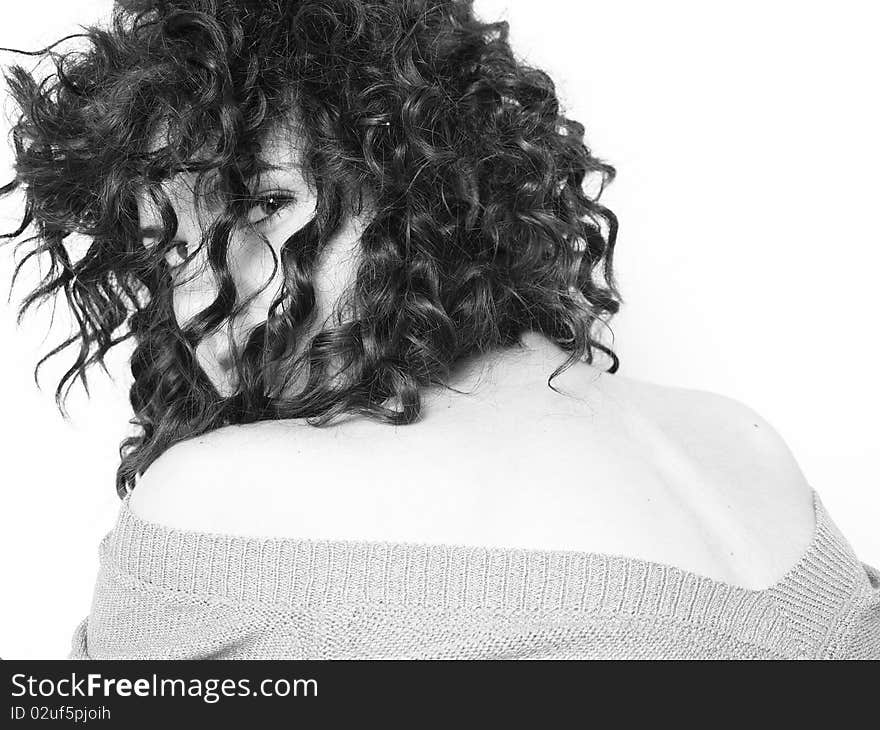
[135,122,371,398]
[2,0,621,494]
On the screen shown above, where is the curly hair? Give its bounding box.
[1,0,621,496]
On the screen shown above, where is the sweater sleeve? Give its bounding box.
[68,617,90,659]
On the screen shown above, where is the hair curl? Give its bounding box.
[1,0,621,496]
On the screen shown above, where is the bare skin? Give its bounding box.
[129,330,817,592]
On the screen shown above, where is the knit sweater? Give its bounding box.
[69,487,880,659]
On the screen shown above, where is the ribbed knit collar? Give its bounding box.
[100,487,870,658]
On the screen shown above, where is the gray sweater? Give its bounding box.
[69,487,880,659]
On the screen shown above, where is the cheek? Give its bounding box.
[231,239,284,311]
[171,271,220,330]
[311,217,363,312]
[169,242,282,330]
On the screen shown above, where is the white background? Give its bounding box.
[0,0,877,658]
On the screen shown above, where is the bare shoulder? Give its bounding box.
[128,367,819,589]
[128,420,327,531]
[598,371,818,568]
[612,373,812,491]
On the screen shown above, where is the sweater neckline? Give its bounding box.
[113,486,828,596]
[103,485,863,656]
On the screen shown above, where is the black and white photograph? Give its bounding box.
[1,0,878,668]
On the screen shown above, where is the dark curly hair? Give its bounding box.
[1,0,621,496]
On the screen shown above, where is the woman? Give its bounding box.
[2,0,877,659]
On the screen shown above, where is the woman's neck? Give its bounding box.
[424,330,594,404]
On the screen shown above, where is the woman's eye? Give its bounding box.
[163,241,192,268]
[245,192,297,225]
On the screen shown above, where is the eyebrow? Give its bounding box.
[136,162,300,238]
[138,226,166,239]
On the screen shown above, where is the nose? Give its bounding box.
[215,347,234,371]
[208,320,249,366]
[208,315,265,373]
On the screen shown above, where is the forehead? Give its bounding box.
[135,124,306,224]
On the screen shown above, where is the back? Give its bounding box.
[128,361,817,592]
[76,417,880,659]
